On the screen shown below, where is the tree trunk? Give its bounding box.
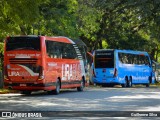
[150,48,157,61]
[98,39,102,49]
[19,25,27,35]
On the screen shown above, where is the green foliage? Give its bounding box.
[0,0,42,36]
[77,0,101,39]
[0,43,4,54]
[0,42,4,70]
[39,0,79,38]
[0,0,160,61]
[78,0,160,61]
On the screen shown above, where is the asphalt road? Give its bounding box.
[0,85,160,119]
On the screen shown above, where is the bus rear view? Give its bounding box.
[93,49,116,86]
[4,36,43,94]
[4,36,89,95]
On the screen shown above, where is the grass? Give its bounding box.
[0,88,18,94]
[155,82,160,86]
[0,89,11,94]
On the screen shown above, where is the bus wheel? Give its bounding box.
[146,84,150,87]
[122,78,127,88]
[77,79,85,91]
[21,91,31,95]
[53,80,60,95]
[48,80,60,95]
[128,80,132,87]
[146,77,151,87]
[128,77,132,87]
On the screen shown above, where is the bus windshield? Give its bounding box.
[95,50,114,68]
[6,37,40,51]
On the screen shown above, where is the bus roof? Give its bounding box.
[72,39,87,46]
[116,49,148,55]
[7,35,76,44]
[95,49,148,55]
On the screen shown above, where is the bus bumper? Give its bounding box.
[93,77,121,85]
[4,82,56,91]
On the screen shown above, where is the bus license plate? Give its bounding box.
[20,84,26,86]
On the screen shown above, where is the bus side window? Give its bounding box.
[46,40,62,59]
[46,41,52,57]
[121,53,128,64]
[144,56,150,66]
[128,54,133,64]
[61,43,77,59]
[123,55,128,64]
[53,43,62,58]
[49,42,55,58]
[70,44,78,59]
[61,45,67,58]
[133,56,137,64]
[118,53,123,63]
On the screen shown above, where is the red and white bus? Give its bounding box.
[4,36,89,95]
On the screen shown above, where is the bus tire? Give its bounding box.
[77,79,85,91]
[128,77,132,87]
[53,80,60,95]
[122,77,127,88]
[146,77,151,87]
[102,84,107,87]
[146,84,150,87]
[21,91,31,95]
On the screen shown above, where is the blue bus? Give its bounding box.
[92,49,155,87]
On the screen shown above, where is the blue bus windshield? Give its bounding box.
[95,50,114,68]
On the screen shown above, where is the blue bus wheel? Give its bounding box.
[122,81,127,88]
[146,83,150,87]
[146,77,151,87]
[128,80,132,87]
[128,78,132,87]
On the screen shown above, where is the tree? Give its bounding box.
[39,0,79,38]
[1,0,160,61]
[78,0,160,61]
[0,0,42,37]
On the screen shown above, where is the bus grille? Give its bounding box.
[9,58,38,64]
